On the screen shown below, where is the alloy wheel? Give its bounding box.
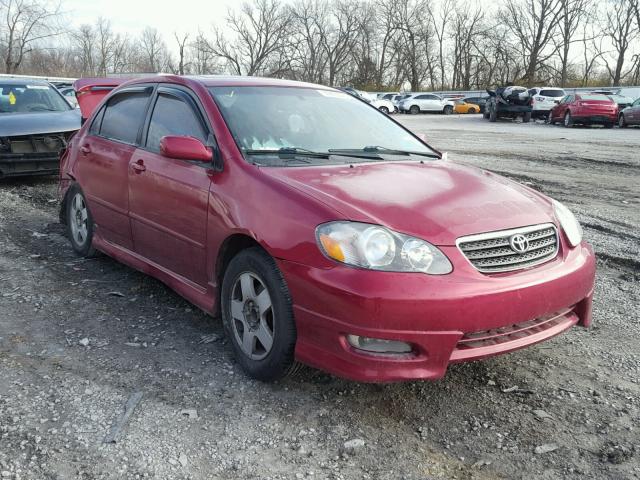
[69,193,89,246]
[230,272,275,360]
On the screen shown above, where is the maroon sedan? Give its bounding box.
[60,76,595,382]
[547,93,618,128]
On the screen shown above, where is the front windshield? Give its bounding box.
[0,83,71,113]
[209,86,437,164]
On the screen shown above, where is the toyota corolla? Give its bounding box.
[59,75,595,382]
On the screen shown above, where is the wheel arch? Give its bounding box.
[214,233,265,315]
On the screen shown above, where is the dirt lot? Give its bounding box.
[1,114,638,480]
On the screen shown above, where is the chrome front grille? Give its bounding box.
[457,223,559,273]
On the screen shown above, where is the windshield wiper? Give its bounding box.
[243,147,329,158]
[330,146,440,159]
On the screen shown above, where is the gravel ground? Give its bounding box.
[0,114,638,480]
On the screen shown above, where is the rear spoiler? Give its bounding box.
[73,77,130,121]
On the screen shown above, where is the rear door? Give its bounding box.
[128,85,213,286]
[76,86,153,250]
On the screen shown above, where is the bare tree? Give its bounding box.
[140,26,169,73]
[396,0,435,91]
[0,0,62,73]
[555,0,592,87]
[174,32,189,75]
[450,2,485,89]
[430,0,455,89]
[207,0,291,76]
[599,0,639,86]
[500,0,564,84]
[316,0,361,86]
[290,0,329,83]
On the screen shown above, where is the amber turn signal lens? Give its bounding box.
[319,234,345,262]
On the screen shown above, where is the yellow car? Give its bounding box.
[454,99,481,114]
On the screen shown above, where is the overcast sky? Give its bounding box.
[63,0,238,41]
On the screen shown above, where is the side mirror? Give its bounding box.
[160,135,212,162]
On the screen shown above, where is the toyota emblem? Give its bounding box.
[509,234,530,253]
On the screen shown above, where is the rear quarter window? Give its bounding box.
[540,90,565,97]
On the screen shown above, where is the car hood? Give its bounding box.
[0,109,80,136]
[260,160,555,246]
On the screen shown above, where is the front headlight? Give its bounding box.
[316,222,452,274]
[553,200,582,247]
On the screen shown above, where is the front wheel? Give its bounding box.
[443,105,453,115]
[564,111,573,128]
[409,105,420,115]
[604,122,614,129]
[546,111,554,125]
[221,247,298,382]
[379,106,389,114]
[66,184,96,257]
[468,108,477,114]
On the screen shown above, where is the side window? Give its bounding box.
[146,92,207,152]
[100,91,151,144]
[89,106,105,135]
[633,99,640,107]
[415,95,429,100]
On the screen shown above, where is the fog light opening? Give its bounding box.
[347,335,413,354]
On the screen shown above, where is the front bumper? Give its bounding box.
[0,152,60,177]
[279,241,595,382]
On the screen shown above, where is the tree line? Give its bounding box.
[2,0,640,91]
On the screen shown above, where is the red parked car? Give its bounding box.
[547,93,618,128]
[60,75,595,383]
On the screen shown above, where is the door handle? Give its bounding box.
[132,160,146,173]
[80,145,91,155]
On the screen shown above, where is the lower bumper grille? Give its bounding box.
[457,223,559,273]
[450,308,578,362]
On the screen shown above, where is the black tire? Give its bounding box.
[618,114,627,128]
[221,247,298,382]
[468,108,477,114]
[604,122,614,129]
[409,105,420,115]
[379,106,389,114]
[489,106,497,122]
[546,111,554,125]
[523,111,532,123]
[443,105,453,115]
[564,111,573,128]
[65,184,96,257]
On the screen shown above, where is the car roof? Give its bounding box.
[0,78,51,86]
[114,74,334,92]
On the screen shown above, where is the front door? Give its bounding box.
[128,87,213,286]
[76,88,152,250]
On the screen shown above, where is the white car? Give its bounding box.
[370,97,395,114]
[59,87,79,108]
[398,93,455,115]
[528,87,565,119]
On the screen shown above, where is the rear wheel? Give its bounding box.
[379,106,389,114]
[221,247,298,382]
[443,105,453,115]
[564,111,573,128]
[604,122,614,129]
[66,184,96,257]
[618,114,627,128]
[409,105,420,115]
